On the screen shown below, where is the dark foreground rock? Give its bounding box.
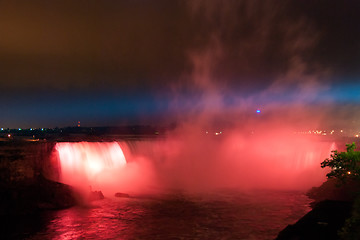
[0,141,77,215]
[276,200,352,240]
[89,190,104,201]
[0,175,76,215]
[276,178,360,240]
[307,178,360,207]
[115,192,130,198]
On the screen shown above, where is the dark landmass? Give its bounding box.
[307,179,360,207]
[1,125,360,143]
[0,175,76,215]
[276,179,360,240]
[0,125,168,142]
[0,141,76,216]
[276,200,352,240]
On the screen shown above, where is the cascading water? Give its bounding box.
[55,142,127,195]
[54,138,337,195]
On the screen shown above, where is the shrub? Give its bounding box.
[321,143,360,183]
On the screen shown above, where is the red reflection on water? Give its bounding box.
[45,201,137,240]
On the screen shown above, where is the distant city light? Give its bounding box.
[256,109,261,113]
[0,128,3,131]
[294,129,360,137]
[18,128,22,131]
[41,128,44,131]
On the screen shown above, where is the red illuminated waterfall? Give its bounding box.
[54,138,336,194]
[55,142,127,193]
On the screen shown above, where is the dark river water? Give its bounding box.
[4,189,311,240]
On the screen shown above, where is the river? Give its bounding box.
[3,189,312,240]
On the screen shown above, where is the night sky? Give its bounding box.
[0,0,359,128]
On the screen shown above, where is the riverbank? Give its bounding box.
[0,175,76,215]
[276,200,352,240]
[276,179,360,239]
[0,141,76,215]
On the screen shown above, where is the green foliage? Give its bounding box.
[321,143,360,239]
[321,143,360,182]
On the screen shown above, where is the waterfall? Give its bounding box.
[55,142,127,192]
[53,138,337,193]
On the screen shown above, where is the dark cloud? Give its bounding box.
[0,0,190,92]
[0,0,359,127]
